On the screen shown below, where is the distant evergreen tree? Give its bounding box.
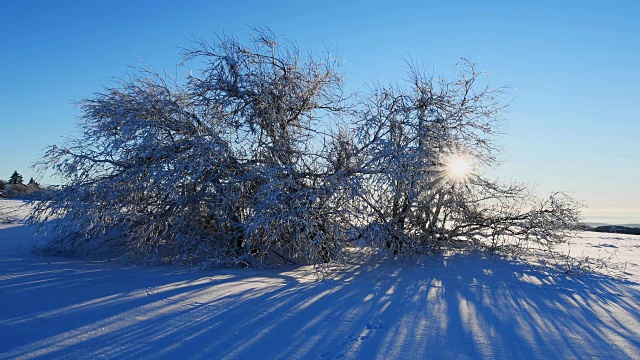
[8,171,23,185]
[0,180,5,197]
[28,177,40,188]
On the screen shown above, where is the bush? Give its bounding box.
[29,28,581,268]
[4,183,47,199]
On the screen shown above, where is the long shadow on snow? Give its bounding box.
[0,246,638,360]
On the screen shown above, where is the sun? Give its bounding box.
[444,154,474,183]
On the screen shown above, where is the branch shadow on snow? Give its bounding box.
[0,242,639,359]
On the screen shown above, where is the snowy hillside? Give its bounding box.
[1,200,638,359]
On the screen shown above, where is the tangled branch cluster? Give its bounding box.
[29,29,581,267]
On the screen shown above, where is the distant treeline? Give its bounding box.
[590,226,640,235]
[0,171,48,199]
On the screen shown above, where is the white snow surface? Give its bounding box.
[1,200,639,359]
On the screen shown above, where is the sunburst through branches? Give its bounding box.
[443,153,474,184]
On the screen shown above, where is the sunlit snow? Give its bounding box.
[1,200,638,359]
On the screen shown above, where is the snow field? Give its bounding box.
[0,200,638,359]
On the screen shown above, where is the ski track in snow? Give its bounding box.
[1,200,639,359]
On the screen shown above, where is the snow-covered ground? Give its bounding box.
[1,200,638,359]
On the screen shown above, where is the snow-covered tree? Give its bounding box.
[29,29,580,267]
[351,60,580,255]
[29,28,353,266]
[181,28,355,265]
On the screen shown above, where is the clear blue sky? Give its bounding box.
[1,0,638,223]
